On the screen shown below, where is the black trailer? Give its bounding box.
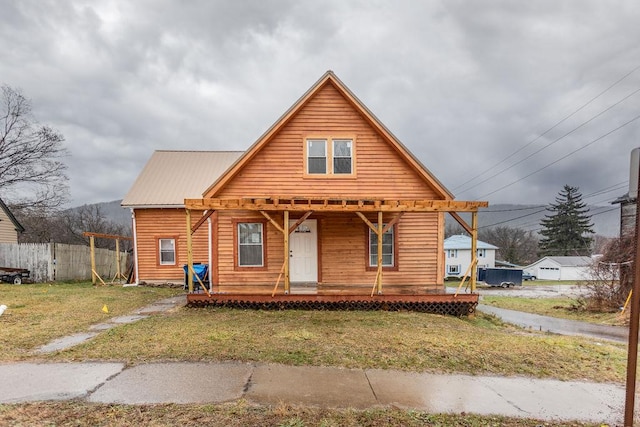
[0,267,30,284]
[477,268,523,288]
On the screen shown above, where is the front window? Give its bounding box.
[238,223,264,267]
[369,225,394,267]
[447,265,461,275]
[477,249,486,258]
[159,238,176,265]
[307,139,327,174]
[447,249,458,258]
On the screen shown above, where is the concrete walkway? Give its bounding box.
[477,304,629,343]
[0,361,628,424]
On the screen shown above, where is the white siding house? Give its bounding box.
[524,256,593,281]
[444,235,498,278]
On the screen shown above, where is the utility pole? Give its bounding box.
[624,148,640,426]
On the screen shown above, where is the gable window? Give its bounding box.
[159,238,176,265]
[307,139,327,174]
[333,139,352,174]
[477,249,486,258]
[447,249,458,258]
[237,222,264,267]
[369,224,395,267]
[305,137,354,176]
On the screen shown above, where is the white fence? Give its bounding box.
[0,243,128,282]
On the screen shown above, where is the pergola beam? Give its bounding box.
[185,197,487,212]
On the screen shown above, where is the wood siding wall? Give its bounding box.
[215,211,443,293]
[0,210,18,243]
[134,208,209,282]
[210,83,440,200]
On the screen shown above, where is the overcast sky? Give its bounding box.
[1,0,639,209]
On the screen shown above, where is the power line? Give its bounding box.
[458,86,640,196]
[453,63,640,193]
[480,205,545,213]
[478,113,640,199]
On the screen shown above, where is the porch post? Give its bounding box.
[89,235,96,285]
[284,210,290,294]
[186,209,194,293]
[470,211,478,292]
[377,211,383,294]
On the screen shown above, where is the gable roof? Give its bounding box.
[0,197,25,233]
[444,235,498,250]
[203,71,453,199]
[122,150,243,207]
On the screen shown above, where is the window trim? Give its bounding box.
[477,248,486,258]
[156,236,178,267]
[303,136,356,178]
[364,222,399,272]
[233,219,268,271]
[447,249,458,258]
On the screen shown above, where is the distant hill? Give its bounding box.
[75,200,621,237]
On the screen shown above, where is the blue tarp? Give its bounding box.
[183,264,208,282]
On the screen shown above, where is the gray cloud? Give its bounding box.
[1,0,639,208]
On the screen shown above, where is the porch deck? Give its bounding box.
[186,290,478,317]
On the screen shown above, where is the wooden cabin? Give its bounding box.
[122,71,486,314]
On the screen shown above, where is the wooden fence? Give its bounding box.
[0,243,128,282]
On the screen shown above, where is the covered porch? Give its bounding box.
[183,196,486,314]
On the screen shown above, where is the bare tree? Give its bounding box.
[1,85,69,211]
[579,235,633,313]
[478,226,539,265]
[19,205,130,250]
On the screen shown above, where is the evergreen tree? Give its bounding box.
[538,185,594,256]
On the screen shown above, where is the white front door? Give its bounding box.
[289,219,318,283]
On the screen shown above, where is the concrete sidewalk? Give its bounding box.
[0,361,627,424]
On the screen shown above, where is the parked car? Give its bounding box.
[522,271,537,281]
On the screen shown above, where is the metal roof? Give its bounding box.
[121,150,244,207]
[544,256,593,267]
[443,234,499,250]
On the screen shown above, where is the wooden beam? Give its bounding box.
[260,211,285,234]
[185,197,487,213]
[288,211,313,234]
[377,211,383,295]
[382,212,404,234]
[470,211,478,293]
[191,210,215,234]
[449,212,472,234]
[186,209,194,293]
[355,212,377,233]
[284,210,290,294]
[83,232,133,241]
[89,235,97,286]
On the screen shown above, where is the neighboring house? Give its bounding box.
[444,235,498,278]
[123,71,486,308]
[0,198,25,243]
[524,256,593,281]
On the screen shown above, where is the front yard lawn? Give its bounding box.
[0,282,180,360]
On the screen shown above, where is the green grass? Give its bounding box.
[481,296,625,326]
[53,306,627,383]
[0,282,180,359]
[0,401,601,426]
[1,283,628,384]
